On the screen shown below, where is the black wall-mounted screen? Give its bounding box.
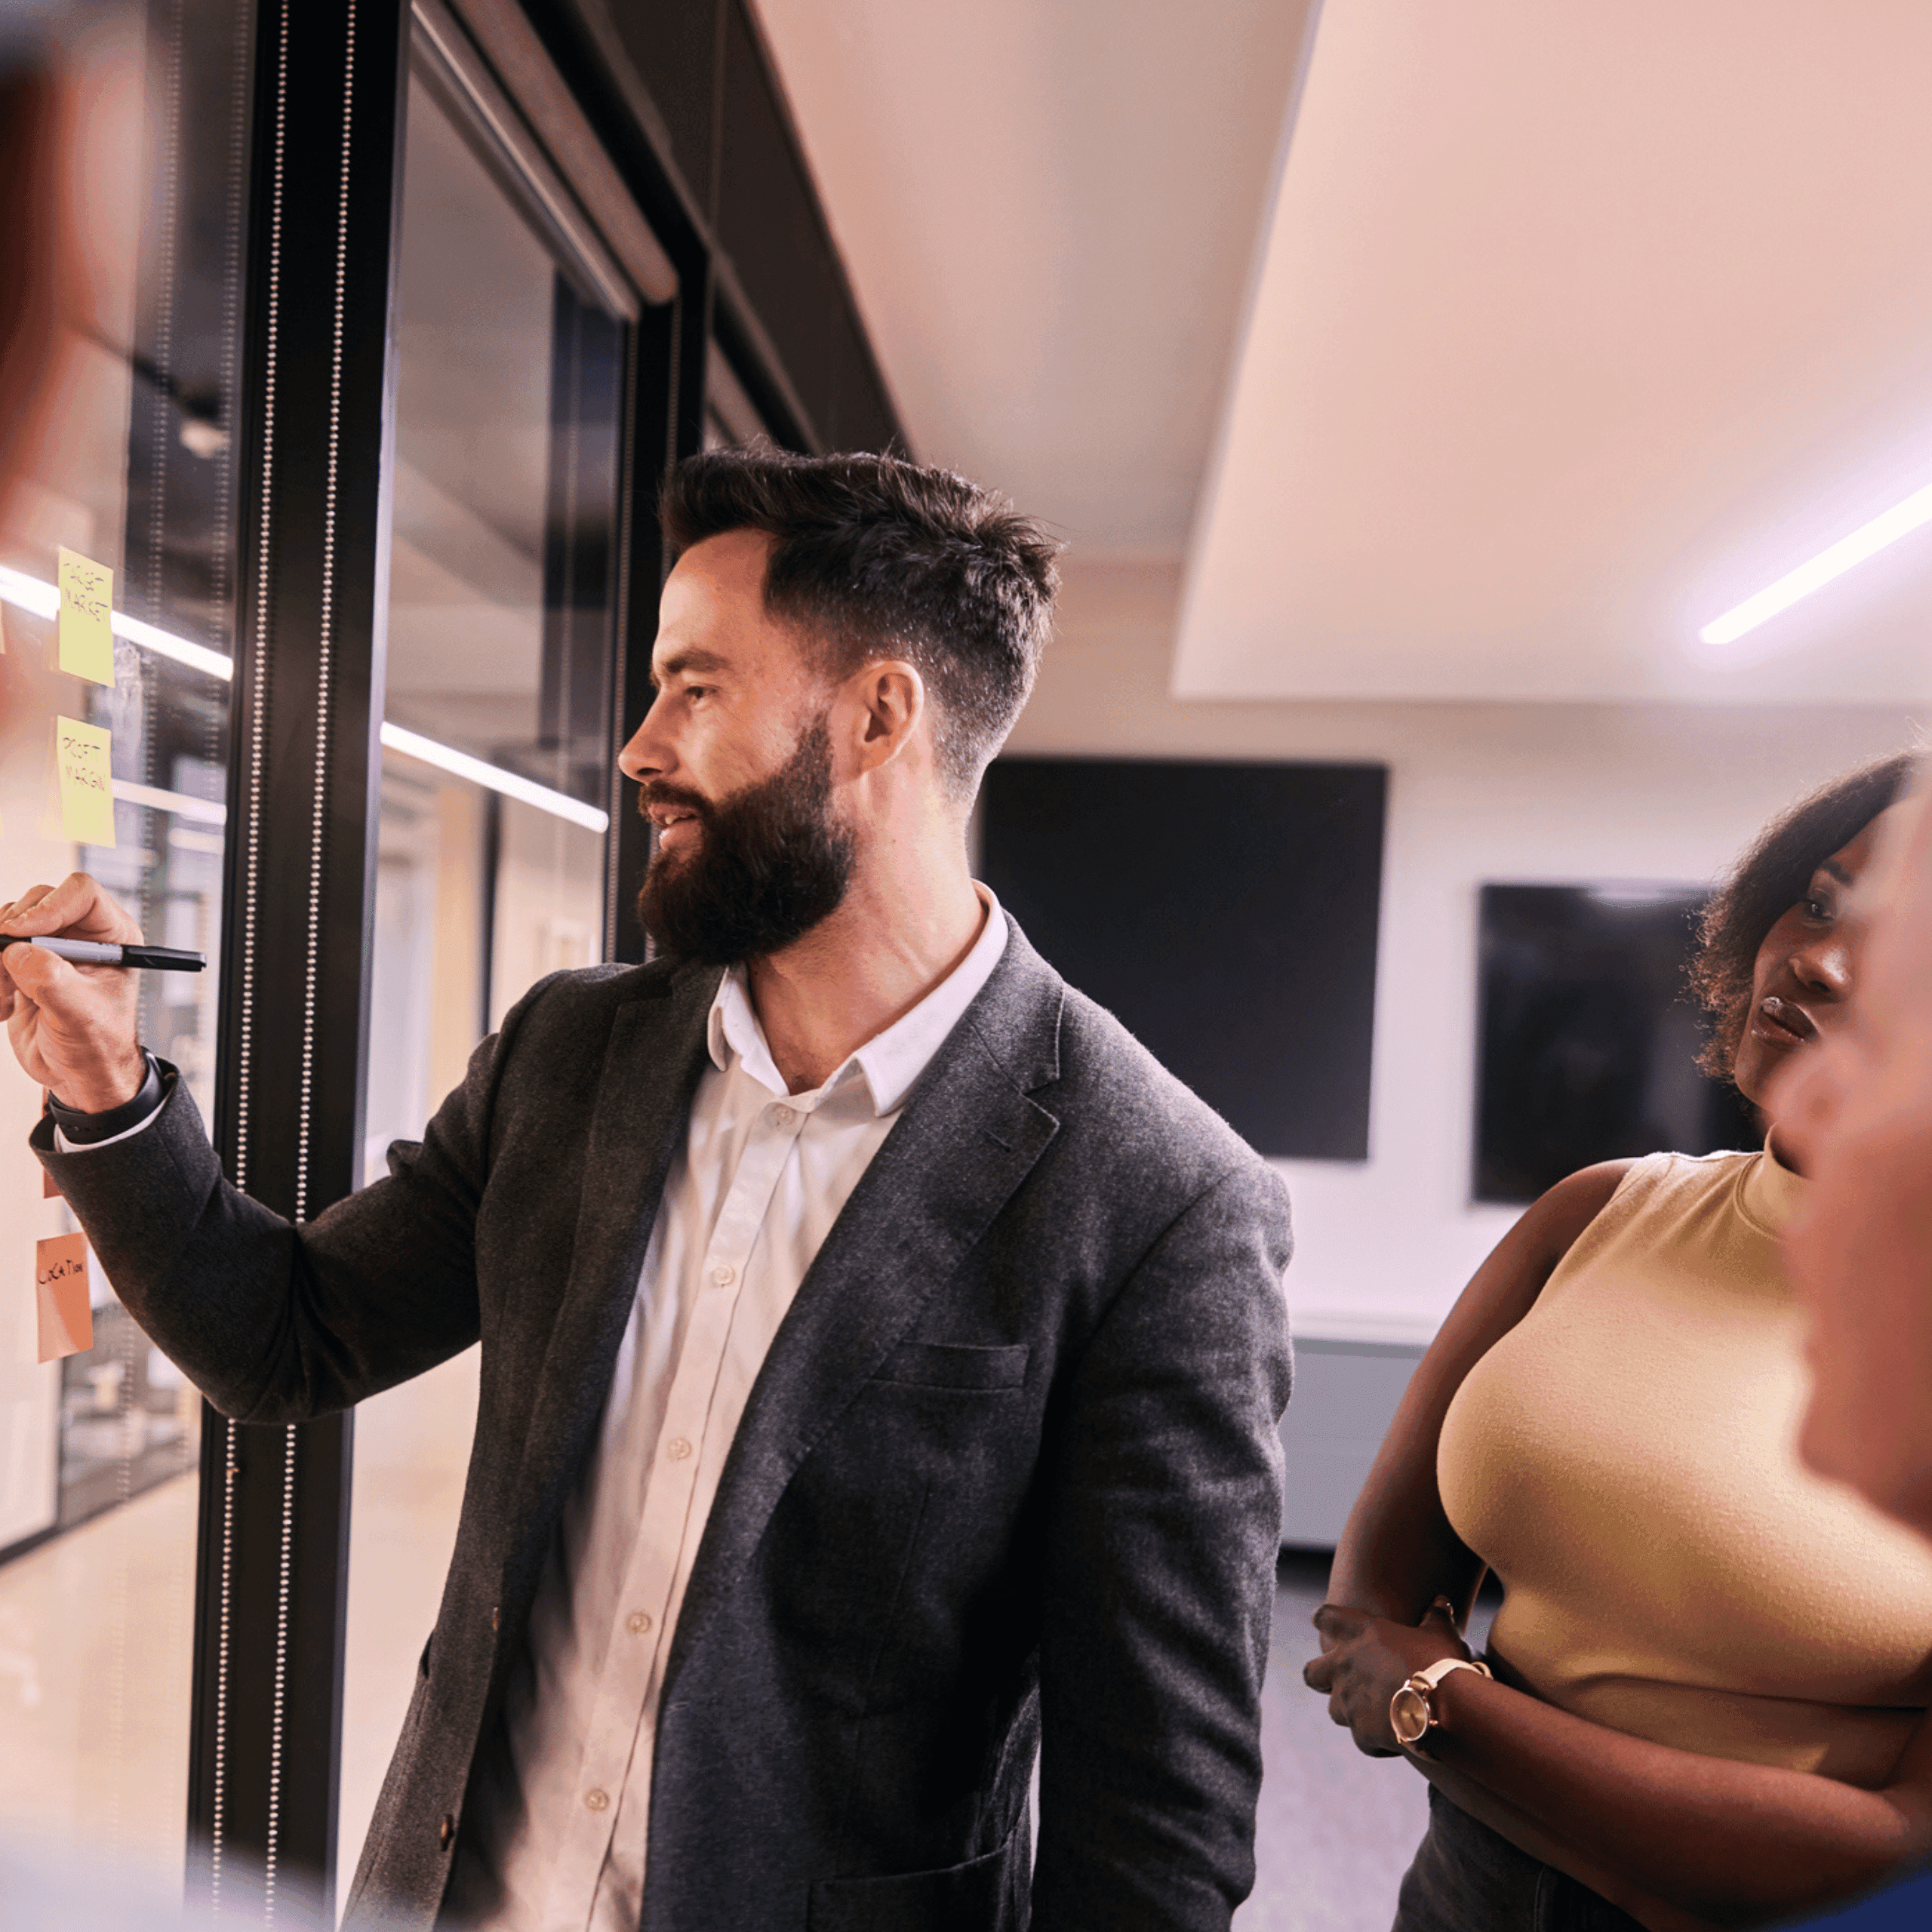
[1475,884,1759,1204]
[980,758,1387,1159]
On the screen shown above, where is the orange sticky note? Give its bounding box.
[57,548,114,685]
[55,715,116,847]
[35,1232,94,1362]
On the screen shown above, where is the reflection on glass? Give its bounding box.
[0,0,249,1888]
[340,63,626,1900]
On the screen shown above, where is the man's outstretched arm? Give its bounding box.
[4,872,504,1421]
[1032,1162,1294,1931]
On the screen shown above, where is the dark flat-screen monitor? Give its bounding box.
[979,758,1386,1159]
[1474,883,1758,1205]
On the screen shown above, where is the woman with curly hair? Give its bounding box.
[1304,752,1932,1931]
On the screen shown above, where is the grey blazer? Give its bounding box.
[35,919,1293,1932]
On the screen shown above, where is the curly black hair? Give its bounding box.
[1689,750,1918,1079]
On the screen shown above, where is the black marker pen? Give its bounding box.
[0,935,205,971]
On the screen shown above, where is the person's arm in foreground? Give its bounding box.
[1308,1155,1932,1930]
[0,873,500,1420]
[1029,1164,1293,1932]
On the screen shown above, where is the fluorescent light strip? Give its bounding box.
[0,564,56,619]
[380,722,610,832]
[1,565,609,835]
[112,779,228,825]
[112,609,234,680]
[0,564,235,679]
[1699,481,1932,648]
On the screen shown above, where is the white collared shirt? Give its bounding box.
[450,891,1009,1932]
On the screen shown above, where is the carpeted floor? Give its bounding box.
[1237,1552,1457,1932]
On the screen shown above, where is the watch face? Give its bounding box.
[1390,1684,1431,1746]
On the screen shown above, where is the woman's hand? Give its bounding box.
[1303,1598,1472,1756]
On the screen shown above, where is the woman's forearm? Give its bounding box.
[1425,1672,1932,1922]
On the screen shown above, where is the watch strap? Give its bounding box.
[1391,1654,1493,1753]
[1414,1655,1492,1694]
[45,1051,163,1144]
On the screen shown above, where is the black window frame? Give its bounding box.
[168,0,903,1914]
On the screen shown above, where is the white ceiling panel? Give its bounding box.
[1175,0,1932,703]
[752,0,1320,558]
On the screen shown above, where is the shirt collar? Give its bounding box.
[1740,1130,1807,1238]
[705,886,1010,1117]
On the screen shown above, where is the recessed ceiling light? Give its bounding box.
[1699,481,1932,649]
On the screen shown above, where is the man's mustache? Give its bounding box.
[638,782,711,823]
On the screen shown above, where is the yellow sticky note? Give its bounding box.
[35,1232,94,1363]
[57,547,115,686]
[55,715,116,847]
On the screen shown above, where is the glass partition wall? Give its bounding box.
[0,0,897,1914]
[0,0,252,1891]
[340,51,626,1902]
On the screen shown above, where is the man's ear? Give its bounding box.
[851,660,925,772]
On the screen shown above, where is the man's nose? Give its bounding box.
[617,696,672,783]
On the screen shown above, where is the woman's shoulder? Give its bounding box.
[1530,1147,1770,1297]
[1527,1156,1641,1238]
[1521,1149,1745,1270]
[1620,1143,1763,1205]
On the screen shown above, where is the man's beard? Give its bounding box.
[637,718,856,966]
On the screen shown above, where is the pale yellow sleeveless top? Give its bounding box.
[1438,1146,1932,1788]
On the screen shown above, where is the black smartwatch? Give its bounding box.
[46,1051,165,1146]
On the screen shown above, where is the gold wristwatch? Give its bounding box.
[1389,1655,1492,1752]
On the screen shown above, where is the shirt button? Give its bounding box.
[585,1789,610,1813]
[666,1435,693,1461]
[627,1611,653,1635]
[711,1263,736,1287]
[774,1106,795,1125]
[438,1812,456,1850]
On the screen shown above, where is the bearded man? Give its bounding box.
[0,449,1294,1932]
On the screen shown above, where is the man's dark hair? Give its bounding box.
[660,446,1060,799]
[1689,749,1917,1078]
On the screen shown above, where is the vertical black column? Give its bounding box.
[189,0,409,1918]
[538,275,623,814]
[608,271,709,964]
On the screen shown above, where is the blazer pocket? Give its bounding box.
[808,1822,1026,1931]
[872,1340,1029,1392]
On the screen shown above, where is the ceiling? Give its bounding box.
[1176,0,1932,705]
[752,0,1319,561]
[758,0,1932,708]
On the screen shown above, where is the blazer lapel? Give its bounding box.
[502,961,721,1589]
[665,928,1066,1685]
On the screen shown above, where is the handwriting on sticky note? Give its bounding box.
[35,1232,93,1363]
[57,549,115,687]
[55,715,116,848]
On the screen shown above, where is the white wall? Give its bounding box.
[1004,561,1924,1339]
